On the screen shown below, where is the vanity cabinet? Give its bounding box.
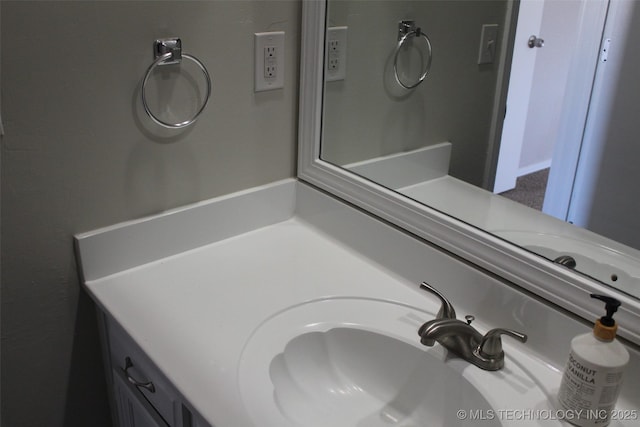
[100,312,211,427]
[112,367,169,427]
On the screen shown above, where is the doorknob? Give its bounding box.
[528,35,544,48]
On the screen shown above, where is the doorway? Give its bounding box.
[493,0,610,220]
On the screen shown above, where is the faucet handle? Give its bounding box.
[419,282,456,319]
[478,328,528,358]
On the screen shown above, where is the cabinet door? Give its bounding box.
[109,320,178,424]
[113,368,170,427]
[183,407,213,427]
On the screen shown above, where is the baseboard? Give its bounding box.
[518,159,552,177]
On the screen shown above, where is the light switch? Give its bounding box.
[478,24,499,65]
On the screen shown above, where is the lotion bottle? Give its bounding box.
[557,294,629,426]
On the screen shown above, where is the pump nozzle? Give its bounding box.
[590,294,622,341]
[591,294,621,327]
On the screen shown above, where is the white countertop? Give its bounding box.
[77,179,639,426]
[85,217,439,426]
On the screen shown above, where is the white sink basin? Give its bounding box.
[238,298,559,427]
[269,327,499,426]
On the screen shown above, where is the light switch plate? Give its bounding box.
[478,24,499,65]
[255,31,285,92]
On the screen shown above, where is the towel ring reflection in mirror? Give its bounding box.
[141,38,212,129]
[393,21,433,90]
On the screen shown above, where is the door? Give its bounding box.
[493,0,545,193]
[542,0,609,219]
[494,0,608,201]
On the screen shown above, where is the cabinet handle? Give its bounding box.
[123,357,156,393]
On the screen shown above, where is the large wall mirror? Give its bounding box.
[298,0,640,343]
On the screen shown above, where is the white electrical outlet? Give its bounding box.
[255,31,284,92]
[326,26,347,81]
[264,46,277,78]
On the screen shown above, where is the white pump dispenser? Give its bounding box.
[557,294,629,426]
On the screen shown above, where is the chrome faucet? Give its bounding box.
[553,254,577,269]
[417,282,527,371]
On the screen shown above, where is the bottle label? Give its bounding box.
[558,352,625,426]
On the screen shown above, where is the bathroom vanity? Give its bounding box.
[74,1,640,425]
[75,179,639,427]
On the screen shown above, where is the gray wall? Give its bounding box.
[321,0,508,186]
[1,1,300,426]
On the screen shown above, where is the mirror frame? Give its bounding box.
[297,0,640,344]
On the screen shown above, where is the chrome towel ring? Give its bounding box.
[141,38,212,129]
[393,21,433,90]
